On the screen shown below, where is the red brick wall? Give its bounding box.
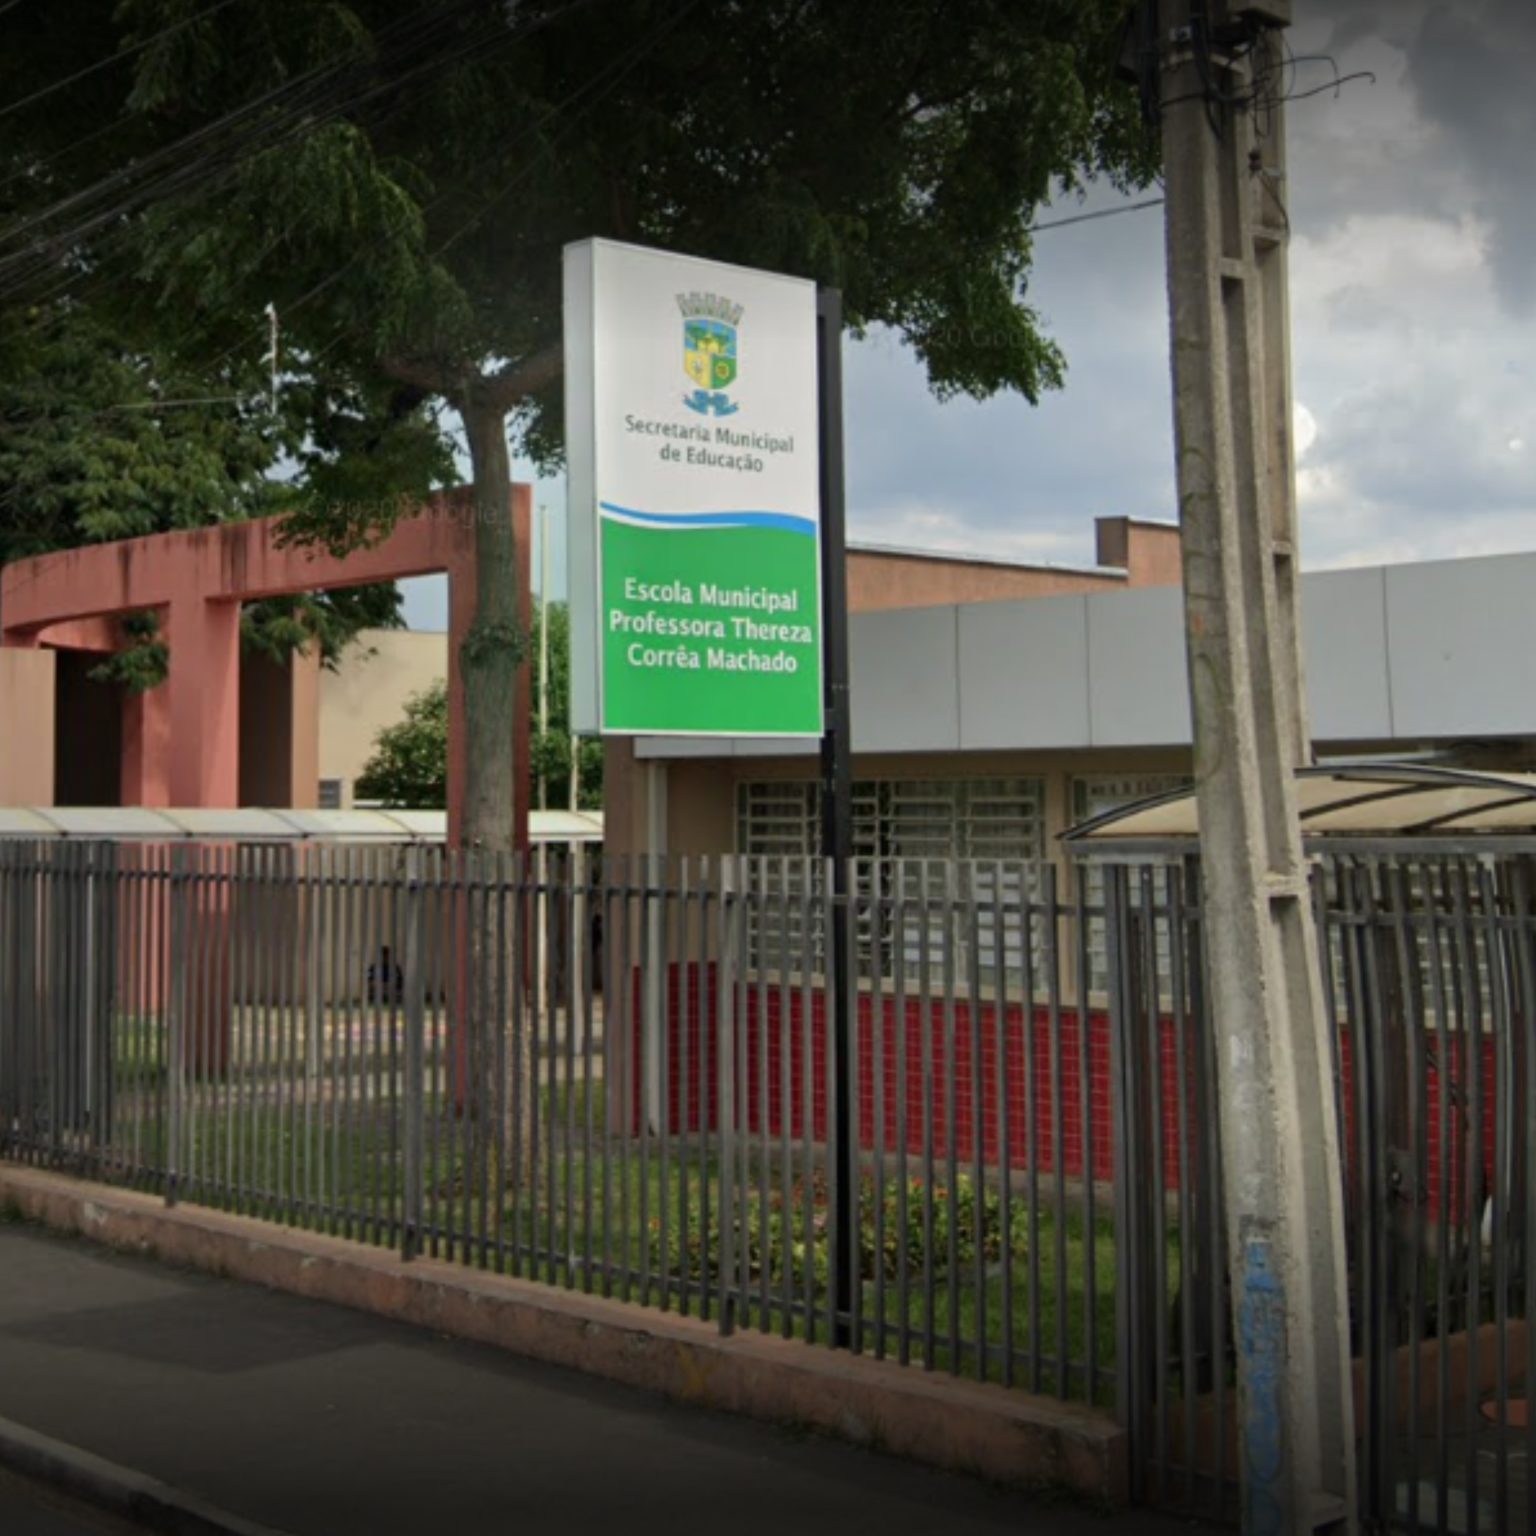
[630,965,1507,1219]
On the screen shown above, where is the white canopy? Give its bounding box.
[1064,764,1536,848]
[0,806,604,844]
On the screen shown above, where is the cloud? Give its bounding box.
[396,7,1536,632]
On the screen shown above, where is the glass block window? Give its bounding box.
[735,776,1046,980]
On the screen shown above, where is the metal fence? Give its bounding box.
[3,838,1530,1531]
[0,840,1119,1405]
[1107,851,1534,1533]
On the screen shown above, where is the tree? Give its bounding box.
[4,0,1152,853]
[354,604,602,811]
[0,3,455,664]
[355,679,448,808]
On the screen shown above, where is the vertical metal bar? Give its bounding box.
[699,856,714,1323]
[613,855,630,1298]
[1141,867,1169,1484]
[717,857,738,1335]
[798,853,814,1343]
[737,856,753,1331]
[816,286,855,1354]
[1103,863,1140,1493]
[675,855,691,1315]
[598,853,615,1296]
[643,850,662,1303]
[965,861,987,1380]
[564,848,580,1291]
[1029,865,1050,1394]
[1386,859,1424,1535]
[919,859,936,1370]
[401,848,425,1261]
[1047,860,1074,1397]
[577,846,594,1290]
[994,860,1013,1390]
[893,856,911,1367]
[636,853,653,1304]
[779,854,795,1340]
[471,851,489,1269]
[941,858,959,1374]
[1453,859,1483,1534]
[1508,855,1536,1531]
[871,857,887,1358]
[756,856,771,1331]
[1075,859,1098,1406]
[1479,858,1511,1534]
[166,846,189,1207]
[543,849,561,1288]
[1169,861,1200,1491]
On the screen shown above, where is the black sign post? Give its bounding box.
[816,287,855,1350]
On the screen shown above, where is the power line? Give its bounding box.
[0,0,249,122]
[1027,196,1165,233]
[0,0,603,317]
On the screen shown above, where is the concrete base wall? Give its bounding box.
[0,1164,1129,1506]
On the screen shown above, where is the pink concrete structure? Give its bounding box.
[0,490,532,846]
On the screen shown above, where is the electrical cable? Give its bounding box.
[3,0,687,425]
[0,0,497,271]
[0,0,249,122]
[0,0,599,325]
[1026,197,1164,234]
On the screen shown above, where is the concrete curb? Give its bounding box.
[0,1414,293,1536]
[0,1164,1127,1506]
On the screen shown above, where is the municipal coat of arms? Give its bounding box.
[678,291,742,416]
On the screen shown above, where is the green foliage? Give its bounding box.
[354,678,448,808]
[352,600,602,810]
[39,0,1153,497]
[4,1,1151,832]
[87,611,169,694]
[655,1168,1025,1290]
[242,583,405,671]
[0,307,279,570]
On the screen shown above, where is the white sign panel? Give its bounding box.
[564,239,823,736]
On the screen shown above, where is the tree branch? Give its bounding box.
[379,353,469,396]
[482,342,565,413]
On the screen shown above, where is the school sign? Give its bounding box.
[564,239,824,736]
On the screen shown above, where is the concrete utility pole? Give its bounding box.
[1158,2,1357,1531]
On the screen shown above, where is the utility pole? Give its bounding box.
[1158,2,1356,1531]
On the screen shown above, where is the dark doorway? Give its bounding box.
[53,651,121,804]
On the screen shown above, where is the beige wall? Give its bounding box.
[0,649,56,803]
[620,744,1196,892]
[319,629,448,807]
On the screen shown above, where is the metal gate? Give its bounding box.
[1105,851,1534,1532]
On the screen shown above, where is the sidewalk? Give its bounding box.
[0,1224,1203,1536]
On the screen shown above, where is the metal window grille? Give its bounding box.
[736,776,1046,978]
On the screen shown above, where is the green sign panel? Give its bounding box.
[565,240,823,737]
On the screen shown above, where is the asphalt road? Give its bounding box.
[0,1468,144,1535]
[0,1223,1209,1536]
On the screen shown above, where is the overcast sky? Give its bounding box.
[402,0,1536,630]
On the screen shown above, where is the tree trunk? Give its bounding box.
[458,395,522,853]
[457,394,534,1188]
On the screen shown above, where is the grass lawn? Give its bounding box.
[88,1069,1133,1407]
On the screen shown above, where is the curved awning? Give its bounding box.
[1063,764,1536,849]
[0,807,606,844]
